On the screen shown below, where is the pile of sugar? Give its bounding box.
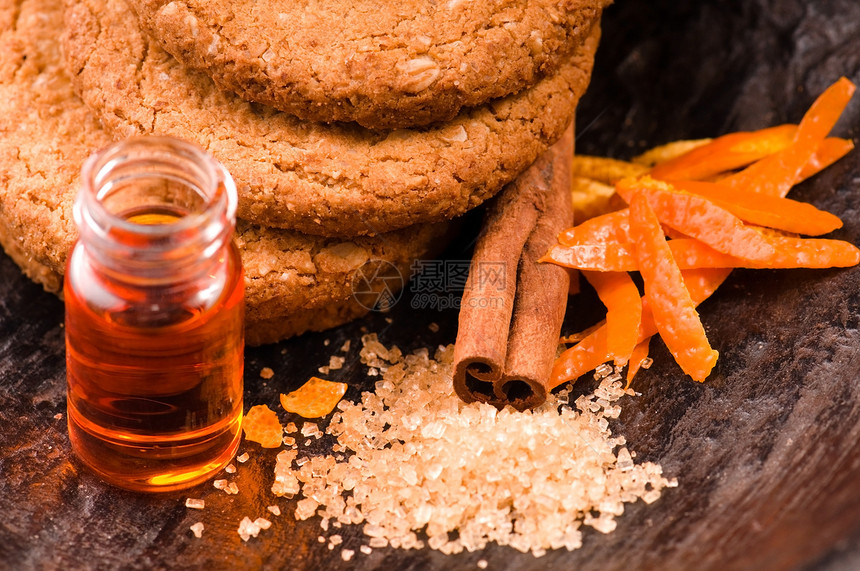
[272,335,676,556]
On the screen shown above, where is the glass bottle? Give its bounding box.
[64,136,244,492]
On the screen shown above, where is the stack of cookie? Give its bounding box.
[0,0,606,344]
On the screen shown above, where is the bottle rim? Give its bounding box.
[76,136,238,265]
[74,135,238,245]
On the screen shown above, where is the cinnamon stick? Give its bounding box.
[453,124,573,410]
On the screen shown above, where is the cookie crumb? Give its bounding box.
[428,322,440,333]
[260,367,274,379]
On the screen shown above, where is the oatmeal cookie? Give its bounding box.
[63,0,599,237]
[0,0,448,344]
[125,0,607,129]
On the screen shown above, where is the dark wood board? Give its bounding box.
[2,0,860,569]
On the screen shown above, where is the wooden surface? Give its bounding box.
[2,1,860,569]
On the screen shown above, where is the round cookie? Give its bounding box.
[0,0,449,345]
[126,0,608,129]
[62,0,599,237]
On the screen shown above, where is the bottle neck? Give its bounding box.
[75,137,237,283]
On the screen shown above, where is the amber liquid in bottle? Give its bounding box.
[65,138,244,492]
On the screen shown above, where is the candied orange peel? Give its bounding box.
[546,77,858,387]
[280,377,348,418]
[242,404,284,448]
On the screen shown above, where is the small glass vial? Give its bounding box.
[65,136,244,492]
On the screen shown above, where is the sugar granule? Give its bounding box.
[237,452,250,463]
[273,336,675,556]
[267,505,281,517]
[237,517,262,542]
[185,498,205,510]
[225,464,237,474]
[190,522,204,538]
[300,422,320,438]
[341,549,355,561]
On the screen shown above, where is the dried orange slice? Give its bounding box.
[280,377,348,418]
[242,404,284,448]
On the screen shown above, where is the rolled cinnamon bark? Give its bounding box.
[453,124,573,410]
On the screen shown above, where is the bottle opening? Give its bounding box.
[76,136,238,271]
[101,178,204,227]
[83,136,235,234]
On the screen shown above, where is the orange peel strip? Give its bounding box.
[616,177,776,261]
[582,270,642,367]
[549,268,731,388]
[629,193,718,382]
[625,337,652,388]
[649,124,797,181]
